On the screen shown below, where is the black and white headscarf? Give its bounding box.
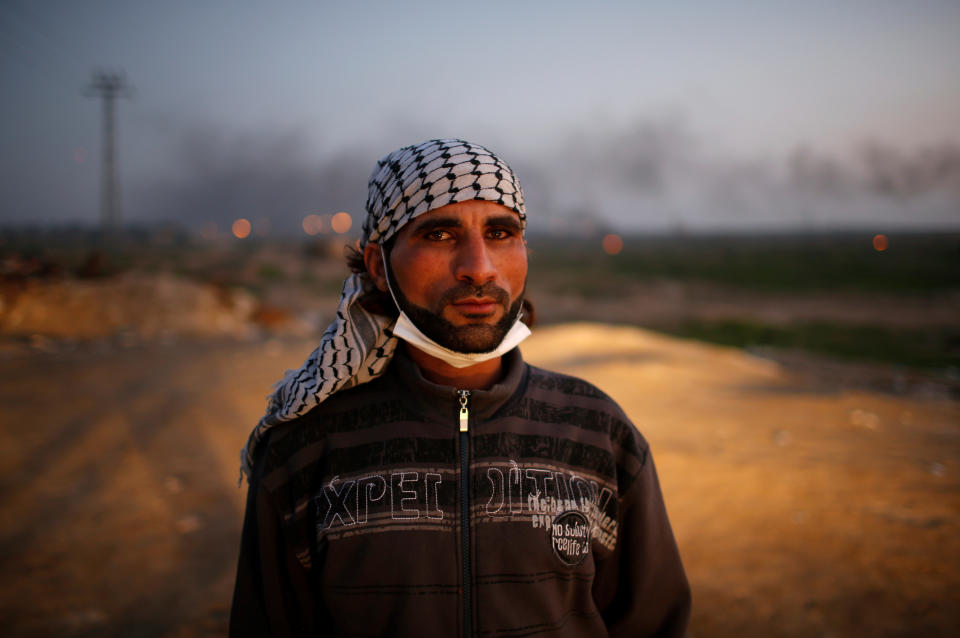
[240,138,526,482]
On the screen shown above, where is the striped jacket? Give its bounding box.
[230,347,690,637]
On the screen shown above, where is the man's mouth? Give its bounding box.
[451,297,499,316]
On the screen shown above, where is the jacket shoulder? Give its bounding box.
[522,364,650,461]
[526,364,621,404]
[254,373,403,477]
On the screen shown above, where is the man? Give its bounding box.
[231,139,690,637]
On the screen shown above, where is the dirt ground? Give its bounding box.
[0,323,957,637]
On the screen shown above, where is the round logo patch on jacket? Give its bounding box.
[551,510,591,566]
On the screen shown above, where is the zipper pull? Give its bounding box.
[457,390,470,433]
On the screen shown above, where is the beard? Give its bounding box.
[393,280,525,354]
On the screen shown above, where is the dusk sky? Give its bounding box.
[2,0,959,233]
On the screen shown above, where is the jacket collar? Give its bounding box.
[390,345,527,424]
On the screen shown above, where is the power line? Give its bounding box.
[84,70,133,231]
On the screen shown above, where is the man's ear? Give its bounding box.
[363,243,389,292]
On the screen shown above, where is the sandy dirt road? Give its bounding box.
[1,324,957,637]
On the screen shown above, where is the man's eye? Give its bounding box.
[487,228,512,239]
[425,230,451,241]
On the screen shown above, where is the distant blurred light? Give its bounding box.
[73,148,87,164]
[602,233,623,255]
[331,212,352,234]
[302,213,323,235]
[873,234,889,251]
[232,218,252,239]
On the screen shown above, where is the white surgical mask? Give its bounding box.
[392,310,530,368]
[381,246,530,368]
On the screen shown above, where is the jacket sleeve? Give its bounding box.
[592,449,692,638]
[229,448,318,638]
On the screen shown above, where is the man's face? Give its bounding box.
[384,200,527,353]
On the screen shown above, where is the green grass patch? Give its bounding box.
[529,232,960,294]
[257,263,286,281]
[657,319,960,370]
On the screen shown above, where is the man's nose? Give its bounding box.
[454,232,496,285]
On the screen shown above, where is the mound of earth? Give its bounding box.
[0,273,257,340]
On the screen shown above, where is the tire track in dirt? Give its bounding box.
[0,342,268,637]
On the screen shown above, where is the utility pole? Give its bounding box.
[84,70,133,231]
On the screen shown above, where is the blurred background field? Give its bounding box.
[4,229,958,379]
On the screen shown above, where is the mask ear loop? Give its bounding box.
[380,244,403,313]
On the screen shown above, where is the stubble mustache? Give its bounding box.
[435,282,511,315]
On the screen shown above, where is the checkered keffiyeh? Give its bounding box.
[240,139,526,483]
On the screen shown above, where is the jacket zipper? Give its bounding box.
[458,389,472,638]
